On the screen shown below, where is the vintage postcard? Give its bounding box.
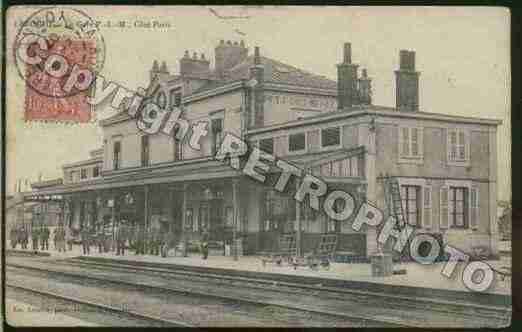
[3,5,511,328]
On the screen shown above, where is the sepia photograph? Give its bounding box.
[3,5,512,328]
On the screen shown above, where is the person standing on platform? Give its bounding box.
[136,224,145,255]
[104,218,113,253]
[160,228,173,258]
[152,228,159,256]
[19,226,28,249]
[10,227,18,249]
[116,220,127,256]
[80,226,91,255]
[31,226,40,250]
[201,227,210,260]
[65,227,74,251]
[96,222,104,253]
[52,228,57,250]
[40,225,50,251]
[56,225,65,253]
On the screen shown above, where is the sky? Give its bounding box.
[5,6,511,201]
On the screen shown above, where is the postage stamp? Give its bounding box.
[13,7,105,123]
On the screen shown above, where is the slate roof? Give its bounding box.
[190,55,337,95]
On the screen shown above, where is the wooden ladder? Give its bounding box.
[386,177,406,229]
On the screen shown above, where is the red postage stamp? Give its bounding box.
[14,8,105,123]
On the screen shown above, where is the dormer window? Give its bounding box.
[156,91,167,109]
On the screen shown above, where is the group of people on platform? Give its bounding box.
[9,219,211,259]
[10,225,74,252]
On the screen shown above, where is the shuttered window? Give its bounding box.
[289,133,306,152]
[401,185,421,227]
[321,127,341,148]
[259,137,274,155]
[422,186,432,229]
[440,186,449,229]
[80,168,87,180]
[449,187,468,228]
[470,187,479,230]
[399,126,423,159]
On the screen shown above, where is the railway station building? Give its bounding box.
[26,40,502,259]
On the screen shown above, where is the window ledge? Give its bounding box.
[287,149,307,156]
[397,156,424,165]
[447,160,470,167]
[320,144,342,152]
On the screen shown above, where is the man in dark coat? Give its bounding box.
[135,224,145,255]
[116,221,128,256]
[10,228,18,249]
[201,227,210,260]
[32,227,40,250]
[40,225,50,250]
[19,226,28,249]
[80,226,91,255]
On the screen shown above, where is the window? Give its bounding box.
[321,127,341,148]
[401,185,420,226]
[289,132,306,152]
[211,118,224,154]
[80,168,87,180]
[327,199,344,233]
[141,135,150,166]
[259,137,274,155]
[93,166,100,178]
[447,129,469,163]
[174,138,183,161]
[113,141,121,170]
[263,190,295,231]
[399,127,423,160]
[169,88,182,108]
[450,187,468,228]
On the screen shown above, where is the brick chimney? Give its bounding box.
[358,68,372,105]
[179,50,210,77]
[249,46,264,128]
[395,50,420,111]
[215,39,248,79]
[337,43,359,111]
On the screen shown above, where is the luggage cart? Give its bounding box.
[292,234,338,270]
[260,234,297,267]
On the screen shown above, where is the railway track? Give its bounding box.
[6,283,192,327]
[6,262,411,327]
[64,257,511,324]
